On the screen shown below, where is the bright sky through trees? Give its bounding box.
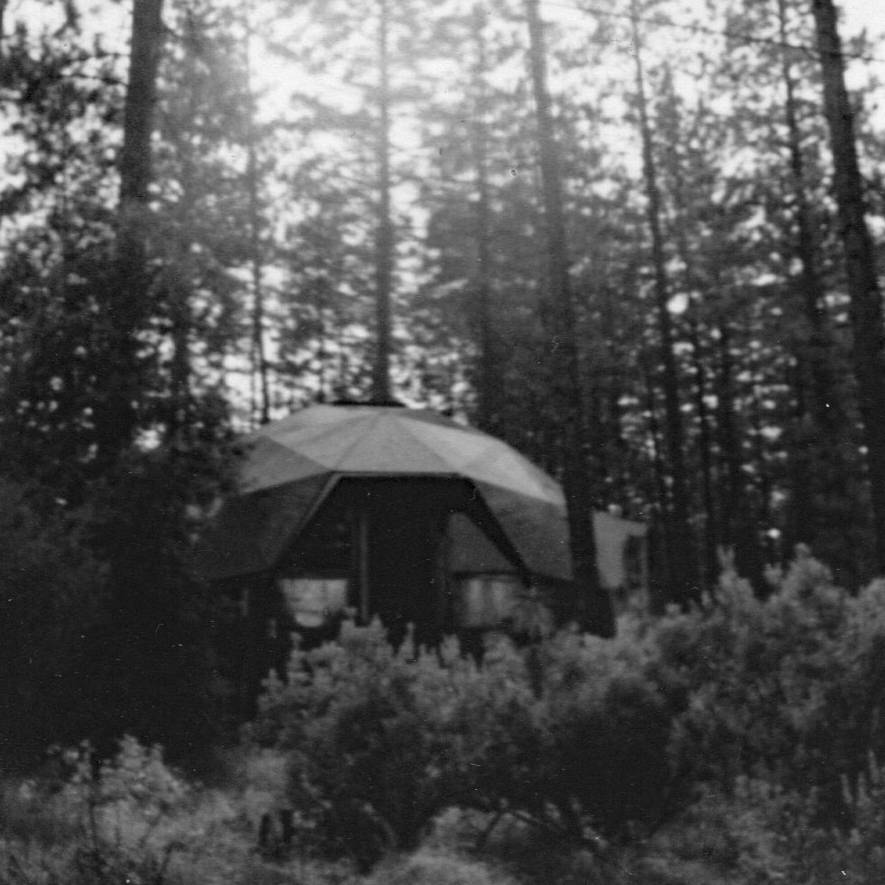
[5,0,885,592]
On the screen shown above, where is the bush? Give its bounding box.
[6,549,885,882]
[0,429,237,770]
[250,549,885,873]
[252,619,676,867]
[655,553,885,816]
[443,626,673,841]
[629,760,885,885]
[252,621,465,869]
[0,736,243,884]
[0,735,380,885]
[0,481,106,768]
[529,625,673,839]
[76,443,235,765]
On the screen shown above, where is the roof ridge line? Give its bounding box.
[391,411,467,473]
[332,409,383,467]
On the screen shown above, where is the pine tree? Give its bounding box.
[810,0,885,575]
[628,0,697,605]
[94,0,166,462]
[524,0,611,635]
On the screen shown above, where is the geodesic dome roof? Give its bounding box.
[198,403,573,584]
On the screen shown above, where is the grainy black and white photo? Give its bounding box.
[1,0,885,881]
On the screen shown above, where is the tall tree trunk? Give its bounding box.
[750,387,772,531]
[715,323,763,585]
[247,147,270,424]
[786,357,815,554]
[471,4,497,431]
[810,0,885,573]
[657,65,718,588]
[629,1,697,605]
[372,0,394,403]
[778,0,856,566]
[99,0,165,460]
[524,0,611,636]
[642,356,670,611]
[118,0,165,332]
[715,325,743,553]
[779,0,839,434]
[688,314,718,587]
[166,15,202,446]
[168,260,192,443]
[245,6,270,425]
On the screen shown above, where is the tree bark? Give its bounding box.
[715,325,743,553]
[166,13,202,446]
[810,0,885,573]
[642,355,671,610]
[524,0,612,636]
[372,0,394,403]
[471,4,498,431]
[657,65,718,589]
[629,1,697,605]
[244,6,270,425]
[98,0,165,460]
[688,315,718,587]
[778,0,843,440]
[118,0,164,269]
[777,0,859,568]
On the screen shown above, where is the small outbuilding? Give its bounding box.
[197,403,644,710]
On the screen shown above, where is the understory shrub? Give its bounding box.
[252,618,675,867]
[625,760,885,885]
[5,551,885,883]
[0,736,247,885]
[252,549,885,873]
[656,552,885,819]
[251,622,468,870]
[0,480,106,768]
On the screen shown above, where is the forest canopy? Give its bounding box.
[1,0,885,756]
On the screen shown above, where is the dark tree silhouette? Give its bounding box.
[810,0,885,573]
[524,0,612,635]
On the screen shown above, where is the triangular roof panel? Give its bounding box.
[199,404,574,585]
